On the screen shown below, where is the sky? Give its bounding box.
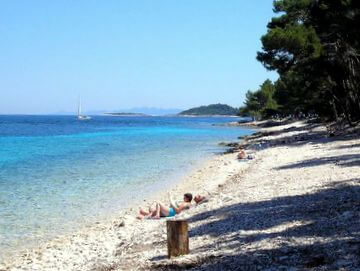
[0,1,278,114]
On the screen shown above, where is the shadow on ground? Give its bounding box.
[335,143,360,150]
[275,153,360,170]
[150,179,360,270]
[241,122,359,152]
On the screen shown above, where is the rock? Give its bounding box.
[222,196,233,202]
[114,220,125,228]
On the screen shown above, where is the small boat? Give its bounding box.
[77,97,91,120]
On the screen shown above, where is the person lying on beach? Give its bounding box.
[194,194,209,205]
[237,149,246,159]
[237,149,254,160]
[137,193,193,219]
[168,193,208,208]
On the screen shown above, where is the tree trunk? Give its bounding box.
[167,220,189,258]
[331,99,339,121]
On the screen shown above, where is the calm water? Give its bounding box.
[0,115,253,258]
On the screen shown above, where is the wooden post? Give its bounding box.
[167,220,189,258]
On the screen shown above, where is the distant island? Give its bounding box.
[178,104,239,116]
[104,104,239,117]
[104,112,149,117]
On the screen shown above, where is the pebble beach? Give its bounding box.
[1,120,360,270]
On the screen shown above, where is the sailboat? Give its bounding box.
[77,97,91,120]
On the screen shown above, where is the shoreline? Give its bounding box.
[2,120,360,270]
[0,145,251,270]
[0,153,213,262]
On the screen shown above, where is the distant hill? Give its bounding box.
[52,107,183,116]
[179,104,239,116]
[129,107,182,116]
[109,107,183,116]
[105,112,148,117]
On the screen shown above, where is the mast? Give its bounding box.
[78,97,82,117]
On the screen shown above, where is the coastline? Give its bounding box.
[0,148,251,270]
[1,120,360,270]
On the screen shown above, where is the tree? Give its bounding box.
[239,80,278,120]
[257,0,360,124]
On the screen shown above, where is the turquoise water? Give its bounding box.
[0,115,253,257]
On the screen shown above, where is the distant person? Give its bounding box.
[137,193,193,219]
[237,149,246,159]
[237,149,254,160]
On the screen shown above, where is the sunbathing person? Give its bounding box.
[194,194,209,205]
[237,149,246,159]
[137,193,193,219]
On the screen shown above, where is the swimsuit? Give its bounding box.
[168,207,176,217]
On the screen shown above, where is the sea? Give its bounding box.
[0,115,253,259]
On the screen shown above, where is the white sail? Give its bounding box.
[78,97,81,117]
[77,97,91,120]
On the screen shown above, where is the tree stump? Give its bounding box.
[167,220,189,258]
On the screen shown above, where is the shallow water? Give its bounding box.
[0,115,253,258]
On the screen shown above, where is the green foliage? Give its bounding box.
[257,0,360,124]
[258,25,322,73]
[239,80,278,119]
[179,104,238,116]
